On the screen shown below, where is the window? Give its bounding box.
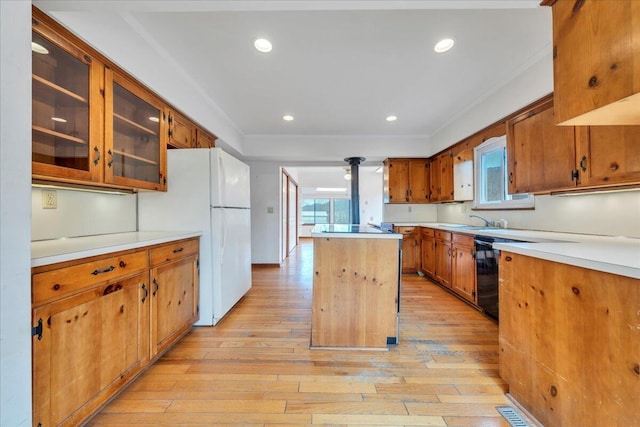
[474,136,534,209]
[301,198,351,224]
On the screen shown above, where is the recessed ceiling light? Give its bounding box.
[32,42,49,55]
[148,116,160,123]
[386,115,397,122]
[254,38,272,53]
[51,117,67,123]
[283,115,294,121]
[434,38,455,53]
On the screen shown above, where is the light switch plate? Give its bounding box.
[42,190,57,209]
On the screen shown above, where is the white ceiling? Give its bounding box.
[35,1,552,162]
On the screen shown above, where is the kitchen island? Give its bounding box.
[311,225,402,349]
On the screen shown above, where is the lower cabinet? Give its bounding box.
[396,226,421,273]
[420,227,436,277]
[499,252,639,427]
[434,230,452,288]
[451,234,476,303]
[31,237,199,427]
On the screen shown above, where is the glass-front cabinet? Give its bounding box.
[31,25,103,183]
[105,69,166,191]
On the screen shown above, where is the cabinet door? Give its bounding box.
[421,233,435,278]
[507,101,577,194]
[546,0,640,125]
[168,110,193,149]
[439,152,454,202]
[408,159,430,203]
[434,239,452,288]
[150,254,199,357]
[31,23,104,184]
[105,69,167,191]
[575,126,640,187]
[32,274,147,427]
[195,127,216,148]
[384,160,409,203]
[429,157,440,202]
[453,149,473,201]
[452,244,476,303]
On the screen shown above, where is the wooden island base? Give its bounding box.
[310,226,402,349]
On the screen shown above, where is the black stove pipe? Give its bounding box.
[345,157,365,225]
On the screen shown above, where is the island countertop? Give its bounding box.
[31,231,202,267]
[311,224,402,239]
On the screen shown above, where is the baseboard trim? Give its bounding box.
[252,263,281,268]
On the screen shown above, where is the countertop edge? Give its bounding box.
[31,231,203,268]
[310,232,402,240]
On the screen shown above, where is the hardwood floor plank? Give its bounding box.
[87,241,512,427]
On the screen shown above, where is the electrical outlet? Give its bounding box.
[42,190,57,209]
[266,206,274,214]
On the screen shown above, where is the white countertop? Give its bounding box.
[311,224,402,240]
[384,222,640,279]
[31,231,202,268]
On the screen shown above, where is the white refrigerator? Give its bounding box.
[138,148,252,326]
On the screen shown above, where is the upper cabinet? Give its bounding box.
[31,21,104,184]
[507,96,640,194]
[31,7,217,191]
[105,69,167,191]
[507,99,576,194]
[383,158,430,203]
[430,151,453,203]
[542,0,640,125]
[452,148,473,201]
[575,125,640,187]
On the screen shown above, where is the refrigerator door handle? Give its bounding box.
[221,209,227,263]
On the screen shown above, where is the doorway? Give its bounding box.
[281,169,299,261]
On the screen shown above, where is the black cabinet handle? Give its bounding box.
[152,278,159,296]
[172,247,184,254]
[92,265,115,276]
[579,156,587,172]
[141,283,148,303]
[107,149,114,168]
[93,146,101,165]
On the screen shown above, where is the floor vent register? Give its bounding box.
[496,405,532,427]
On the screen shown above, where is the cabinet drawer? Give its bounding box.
[33,251,148,305]
[452,233,474,247]
[435,230,451,242]
[395,226,415,235]
[421,227,435,238]
[149,238,199,266]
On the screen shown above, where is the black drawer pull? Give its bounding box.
[172,247,184,254]
[92,265,115,275]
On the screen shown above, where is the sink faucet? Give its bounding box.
[469,214,492,227]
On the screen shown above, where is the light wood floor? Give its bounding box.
[89,239,515,426]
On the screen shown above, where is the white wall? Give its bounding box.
[31,189,137,240]
[383,203,438,223]
[247,161,283,264]
[1,2,32,425]
[438,192,640,238]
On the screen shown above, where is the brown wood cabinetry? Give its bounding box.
[31,16,104,185]
[395,226,421,273]
[506,99,576,194]
[31,237,199,427]
[383,159,430,203]
[575,125,640,187]
[542,0,640,125]
[434,230,452,288]
[430,151,453,202]
[451,234,476,303]
[105,69,167,191]
[507,97,640,194]
[149,241,199,358]
[194,126,216,148]
[499,252,639,427]
[166,109,194,149]
[420,227,435,277]
[31,7,217,191]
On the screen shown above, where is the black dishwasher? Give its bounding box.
[474,236,528,321]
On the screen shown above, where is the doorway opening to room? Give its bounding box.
[281,169,299,261]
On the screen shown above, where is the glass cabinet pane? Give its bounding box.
[110,82,161,184]
[32,31,90,172]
